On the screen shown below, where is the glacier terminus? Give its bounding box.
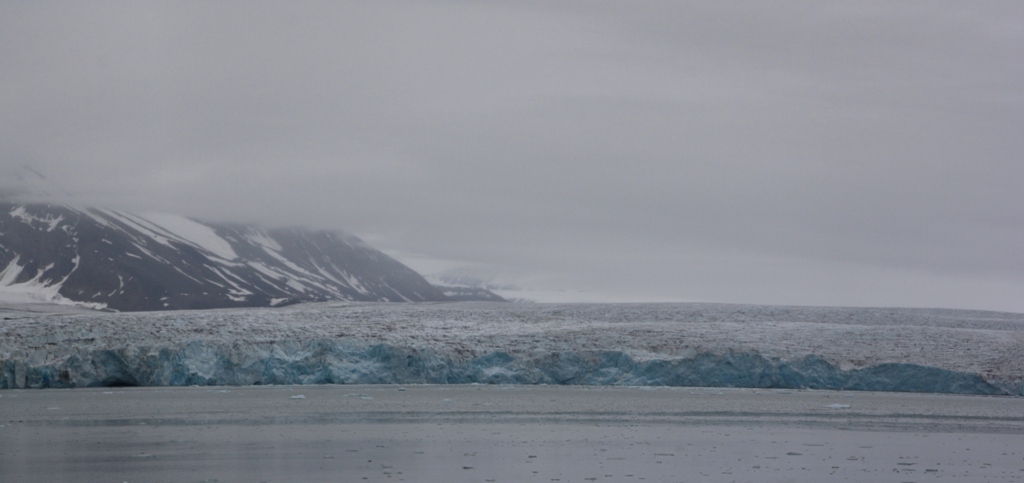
[3,302,1022,395]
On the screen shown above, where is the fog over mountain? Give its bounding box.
[2,2,1022,311]
[0,201,460,311]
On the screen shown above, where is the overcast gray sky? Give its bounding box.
[2,1,1023,311]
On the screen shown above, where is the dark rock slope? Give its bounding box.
[0,202,448,311]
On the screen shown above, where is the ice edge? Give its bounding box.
[2,341,1018,396]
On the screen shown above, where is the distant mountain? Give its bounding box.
[0,202,458,311]
[435,285,507,302]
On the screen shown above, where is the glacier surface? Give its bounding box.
[2,302,1023,395]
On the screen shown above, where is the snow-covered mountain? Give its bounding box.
[0,202,452,311]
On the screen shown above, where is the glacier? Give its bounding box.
[2,302,1023,395]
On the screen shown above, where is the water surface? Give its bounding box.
[2,385,1023,482]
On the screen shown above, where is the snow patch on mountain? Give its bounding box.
[131,212,239,261]
[8,206,64,232]
[0,255,108,310]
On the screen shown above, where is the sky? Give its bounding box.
[2,1,1023,312]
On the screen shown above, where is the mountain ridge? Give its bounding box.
[0,202,481,311]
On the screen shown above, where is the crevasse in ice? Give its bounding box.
[2,302,1022,395]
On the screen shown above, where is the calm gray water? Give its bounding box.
[2,385,1023,482]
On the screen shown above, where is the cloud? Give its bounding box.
[2,1,1022,311]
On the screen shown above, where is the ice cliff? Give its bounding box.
[3,302,1023,395]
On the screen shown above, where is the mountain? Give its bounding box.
[435,286,508,302]
[0,202,454,311]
